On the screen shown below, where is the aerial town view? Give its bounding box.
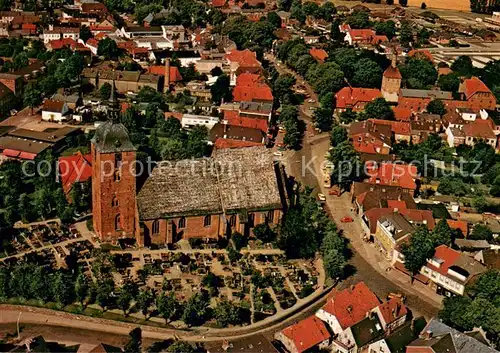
[0,0,500,351]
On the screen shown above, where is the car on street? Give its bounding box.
[273,151,283,157]
[340,216,354,223]
[317,193,326,202]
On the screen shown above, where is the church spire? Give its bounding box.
[107,77,120,122]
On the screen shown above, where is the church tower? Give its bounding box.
[91,81,138,242]
[381,54,402,103]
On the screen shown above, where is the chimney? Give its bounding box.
[164,58,171,93]
[422,330,433,340]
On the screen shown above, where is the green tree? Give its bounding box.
[427,99,446,116]
[124,328,142,353]
[340,110,357,124]
[470,224,493,241]
[79,25,92,43]
[167,342,195,353]
[214,300,243,327]
[210,74,231,104]
[267,11,282,28]
[360,98,394,120]
[313,107,333,132]
[399,20,413,46]
[23,83,42,114]
[374,20,396,39]
[283,116,302,150]
[156,292,177,323]
[352,58,383,88]
[330,126,347,146]
[210,66,223,77]
[75,272,89,306]
[401,227,435,283]
[252,223,276,243]
[99,82,112,100]
[53,272,74,306]
[400,58,438,88]
[432,219,452,246]
[182,290,210,327]
[96,279,114,311]
[346,10,370,29]
[117,287,133,316]
[0,0,12,10]
[451,56,473,77]
[438,73,460,92]
[136,288,154,319]
[323,247,346,279]
[273,74,296,103]
[278,208,318,258]
[97,38,121,60]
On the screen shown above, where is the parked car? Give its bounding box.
[273,151,283,157]
[340,216,353,223]
[328,189,340,196]
[317,193,326,202]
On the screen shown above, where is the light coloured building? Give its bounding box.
[181,114,219,130]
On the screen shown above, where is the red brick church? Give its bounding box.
[91,87,287,246]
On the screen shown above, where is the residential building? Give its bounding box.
[375,213,414,261]
[406,318,498,353]
[367,321,418,353]
[309,48,328,62]
[275,316,331,353]
[42,26,80,44]
[58,152,92,195]
[365,162,418,193]
[344,28,387,46]
[459,77,497,111]
[420,245,487,296]
[349,120,392,155]
[335,87,382,114]
[224,49,262,85]
[41,99,69,122]
[315,282,381,335]
[181,114,220,130]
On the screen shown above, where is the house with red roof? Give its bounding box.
[365,162,418,192]
[335,87,382,114]
[349,120,392,155]
[459,76,496,111]
[344,28,387,46]
[275,316,331,353]
[462,119,497,149]
[58,152,93,196]
[224,49,262,85]
[446,219,468,237]
[232,84,273,103]
[371,296,408,332]
[309,48,328,62]
[420,245,486,296]
[315,282,381,335]
[408,49,434,62]
[223,110,268,133]
[393,107,412,121]
[371,119,411,143]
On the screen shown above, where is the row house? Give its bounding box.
[232,72,273,104]
[420,245,487,297]
[344,28,388,46]
[223,49,262,86]
[349,119,392,155]
[42,26,79,44]
[335,87,382,114]
[365,162,419,193]
[459,76,497,111]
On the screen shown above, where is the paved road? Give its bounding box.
[268,54,442,320]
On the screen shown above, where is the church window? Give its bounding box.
[115,153,122,169]
[229,215,236,227]
[115,214,121,230]
[152,220,160,234]
[204,215,211,227]
[267,210,274,223]
[178,217,186,229]
[112,196,119,207]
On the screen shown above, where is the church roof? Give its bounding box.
[137,146,284,219]
[91,120,136,153]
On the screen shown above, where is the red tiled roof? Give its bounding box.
[232,85,273,103]
[335,87,381,110]
[147,65,183,82]
[281,316,331,353]
[363,208,394,233]
[22,23,36,30]
[42,99,65,112]
[463,77,492,100]
[426,245,462,277]
[86,38,99,47]
[366,163,418,190]
[211,0,226,6]
[352,141,379,154]
[383,65,401,79]
[463,119,496,140]
[164,112,183,121]
[236,73,264,86]
[447,220,468,236]
[348,28,376,41]
[58,152,93,194]
[214,138,263,149]
[387,200,407,210]
[396,97,431,113]
[321,282,380,330]
[82,2,108,13]
[376,297,408,326]
[400,209,435,230]
[224,110,268,132]
[224,49,261,68]
[309,48,328,62]
[408,49,433,62]
[392,107,412,121]
[371,119,411,136]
